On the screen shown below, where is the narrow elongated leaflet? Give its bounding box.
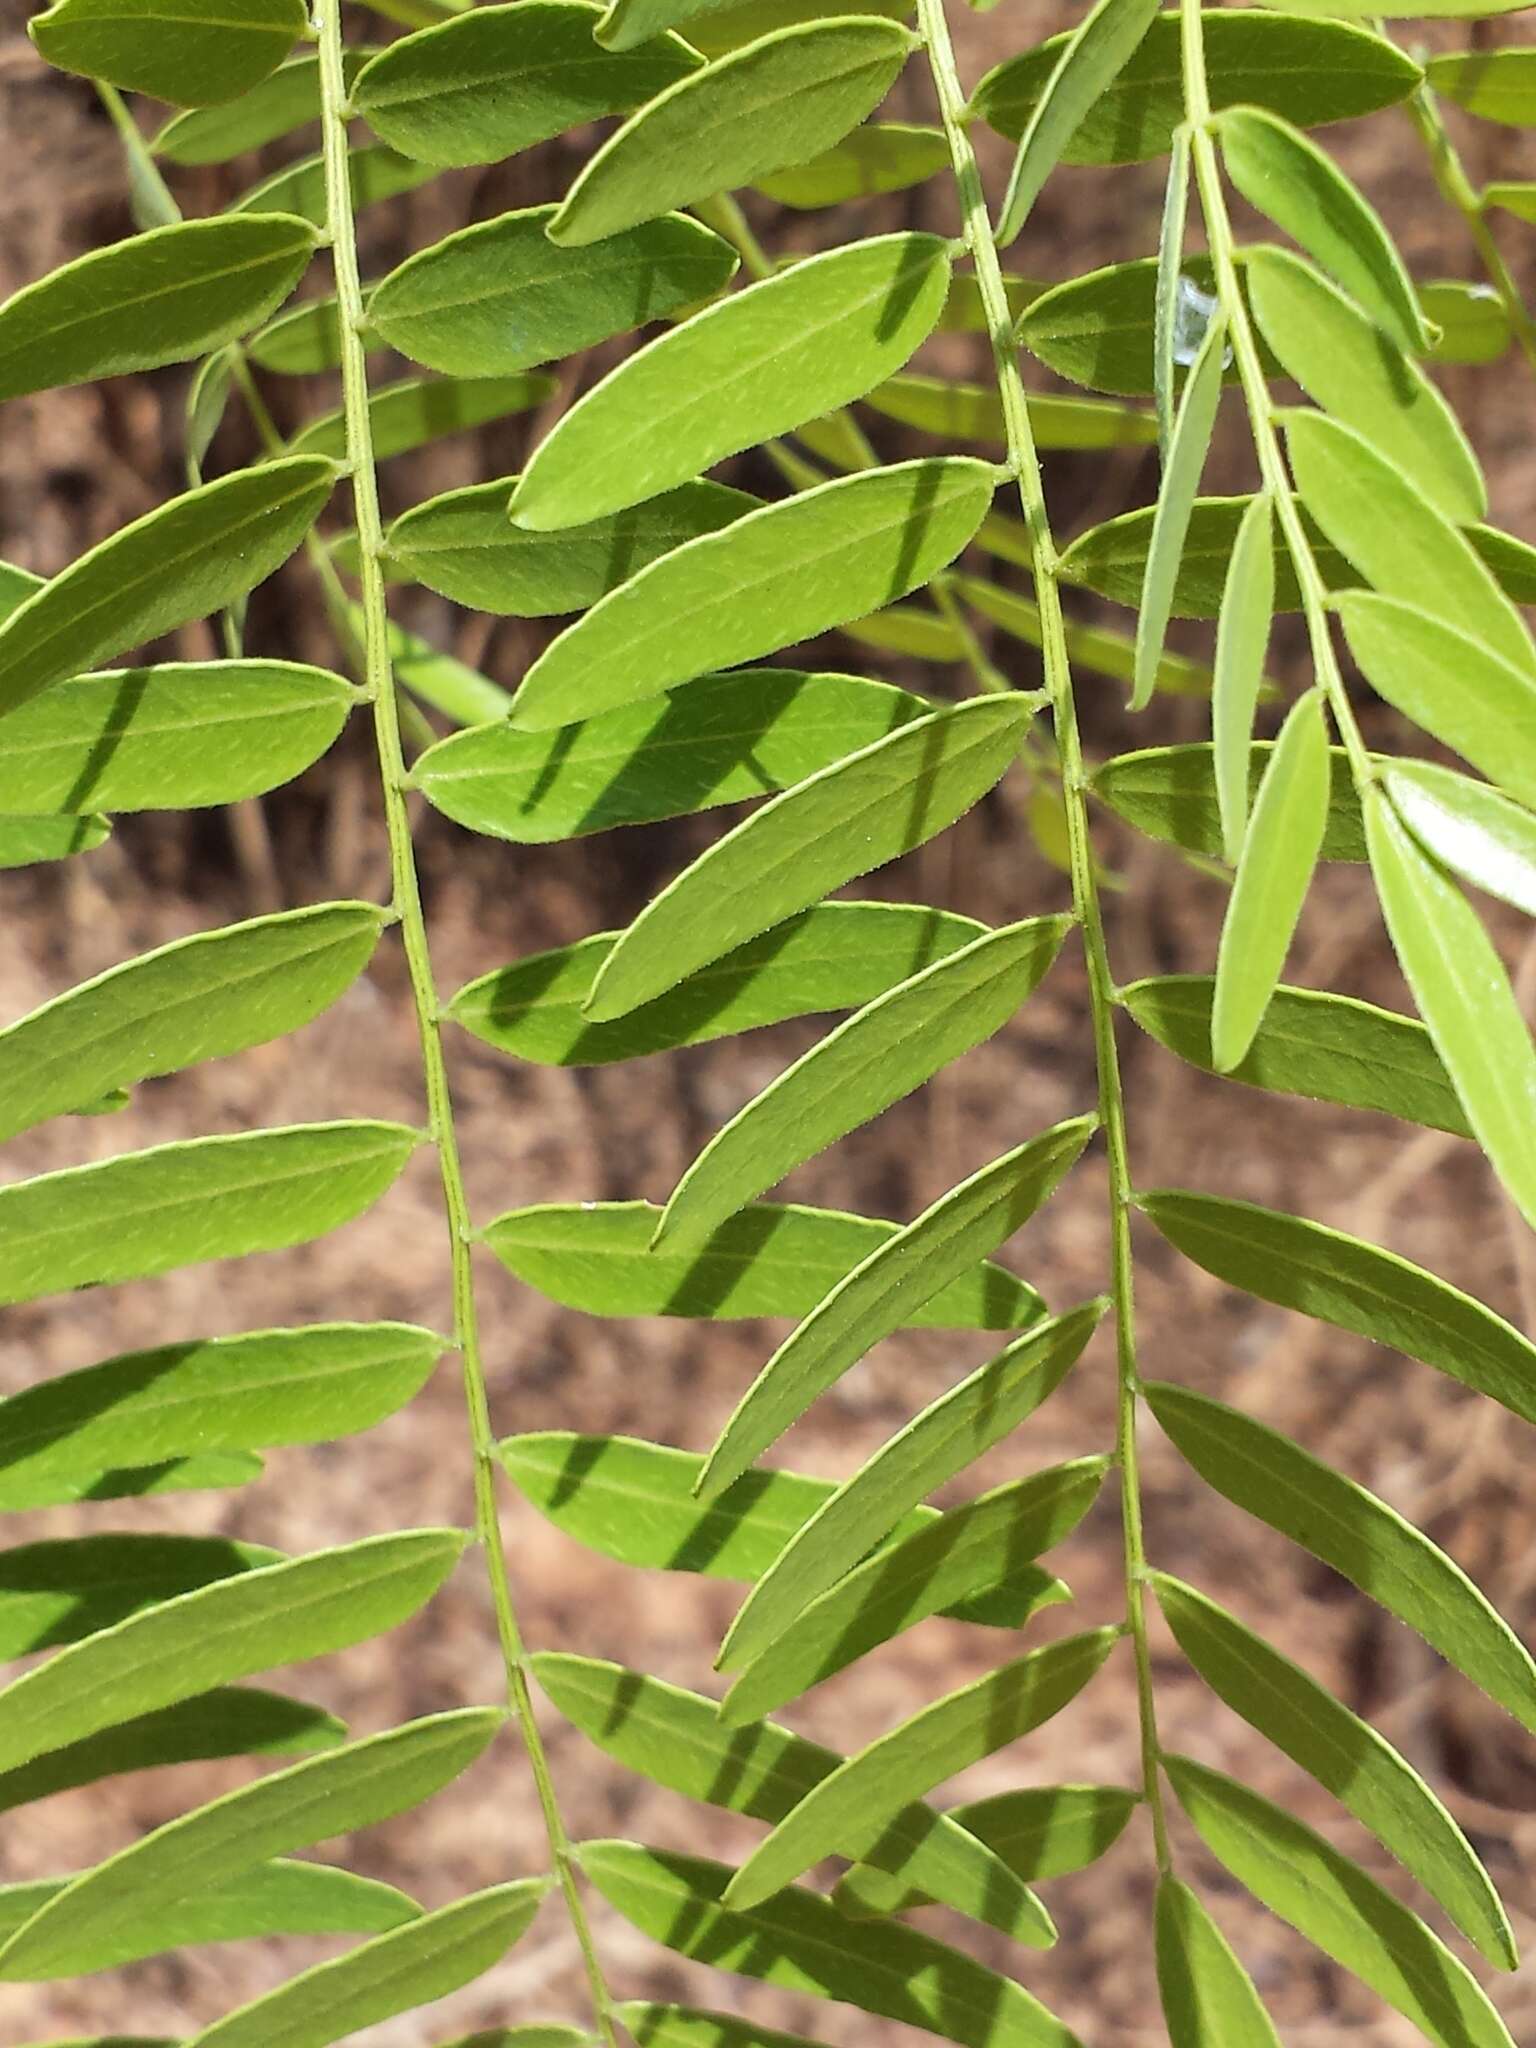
[1120,977,1470,1136]
[1277,0,1528,14]
[1060,495,1354,614]
[1093,742,1365,862]
[1144,1382,1536,1731]
[151,49,365,163]
[249,295,345,373]
[533,1657,1054,1945]
[619,2009,828,2048]
[512,459,995,731]
[503,1437,1044,1635]
[595,0,767,52]
[1216,107,1427,353]
[0,1534,280,1658]
[0,458,334,715]
[29,0,306,104]
[1384,761,1536,918]
[389,480,754,617]
[485,1200,1042,1327]
[1246,247,1484,523]
[353,3,702,166]
[418,676,928,844]
[701,1121,1094,1498]
[1020,257,1247,401]
[367,210,737,378]
[0,1450,262,1512]
[0,661,352,815]
[759,123,949,207]
[720,1306,1102,1676]
[0,1530,469,1773]
[290,375,552,463]
[585,696,1030,1020]
[0,561,42,624]
[1427,47,1536,123]
[1133,309,1225,709]
[997,0,1160,245]
[0,1122,417,1307]
[1366,790,1536,1233]
[0,1324,446,1498]
[1166,1758,1517,2048]
[1211,690,1329,1070]
[231,144,437,227]
[0,817,110,868]
[0,1711,503,1981]
[1212,491,1274,862]
[863,375,1157,449]
[451,902,981,1066]
[1154,127,1190,461]
[725,1455,1104,1720]
[187,1881,547,2048]
[384,616,513,726]
[548,20,917,245]
[970,12,1421,161]
[1154,1573,1514,1967]
[659,918,1070,1253]
[581,1844,1083,2048]
[1143,1190,1536,1425]
[0,216,316,401]
[1284,411,1533,675]
[955,570,1217,699]
[1155,1877,1281,2048]
[512,235,950,529]
[1421,279,1512,362]
[1336,593,1536,812]
[0,904,385,1143]
[725,1630,1119,1909]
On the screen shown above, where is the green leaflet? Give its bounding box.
[0,1534,280,1658]
[450,902,982,1066]
[533,1656,1054,1945]
[1366,788,1536,1234]
[583,696,1030,1019]
[580,1843,1083,2048]
[0,1450,263,1512]
[1154,128,1190,460]
[1018,256,1249,401]
[1421,279,1511,363]
[511,458,996,731]
[186,1881,547,2048]
[501,1430,1057,1629]
[659,917,1070,1253]
[836,1783,1139,1916]
[0,902,385,1142]
[380,616,514,724]
[1144,1381,1536,1732]
[0,457,335,715]
[618,2006,831,2048]
[230,143,438,227]
[1119,976,1470,1136]
[1154,1573,1514,1968]
[445,2031,595,2048]
[0,660,352,814]
[861,374,1158,449]
[0,1862,417,1980]
[0,1688,346,1816]
[484,1200,1043,1326]
[29,0,305,104]
[1426,47,1536,124]
[389,479,755,617]
[1384,760,1536,919]
[0,1324,447,1497]
[0,1710,502,1981]
[1335,592,1536,811]
[1284,410,1533,674]
[757,123,948,207]
[0,1529,469,1773]
[353,3,702,167]
[1144,1188,1536,1426]
[1246,246,1485,524]
[367,209,737,379]
[547,20,918,246]
[1211,689,1329,1071]
[289,374,553,462]
[0,215,316,401]
[0,817,111,867]
[724,1629,1119,1909]
[1154,1877,1281,2048]
[0,1121,418,1307]
[1059,496,1352,615]
[502,1431,1054,1629]
[700,1120,1095,1498]
[512,235,950,529]
[1133,308,1226,710]
[1164,1757,1516,2048]
[683,0,913,57]
[0,559,43,623]
[1211,491,1274,862]
[724,1452,1105,1720]
[1276,0,1528,13]
[940,270,1045,334]
[970,11,1420,161]
[997,0,1161,245]
[953,570,1218,700]
[185,347,234,475]
[247,295,345,373]
[1216,107,1427,354]
[151,49,365,163]
[842,602,965,661]
[1092,742,1366,862]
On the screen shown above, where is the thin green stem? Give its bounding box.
[916,0,1171,1869]
[313,12,617,2036]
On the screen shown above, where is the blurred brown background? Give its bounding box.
[3,0,1536,2038]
